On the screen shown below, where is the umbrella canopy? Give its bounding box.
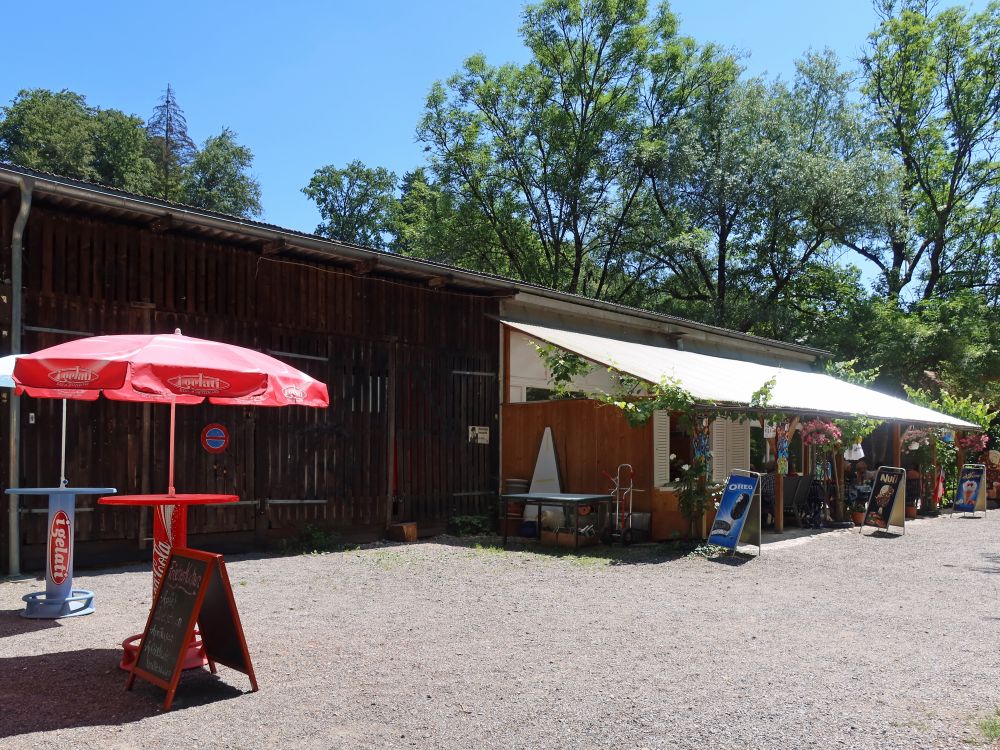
[12,330,329,495]
[0,354,16,388]
[12,330,329,407]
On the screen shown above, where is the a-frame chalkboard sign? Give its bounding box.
[126,548,258,710]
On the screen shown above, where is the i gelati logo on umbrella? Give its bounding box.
[282,385,305,402]
[48,365,99,385]
[168,372,230,395]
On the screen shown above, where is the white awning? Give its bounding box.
[503,320,977,429]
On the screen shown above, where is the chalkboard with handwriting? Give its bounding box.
[134,553,208,685]
[127,548,258,710]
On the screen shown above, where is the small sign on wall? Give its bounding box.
[468,426,490,444]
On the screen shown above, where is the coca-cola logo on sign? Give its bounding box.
[49,510,72,585]
[167,372,230,395]
[48,366,99,386]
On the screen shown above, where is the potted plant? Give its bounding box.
[849,499,867,526]
[675,457,724,539]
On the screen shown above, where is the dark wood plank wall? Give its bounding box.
[0,196,500,571]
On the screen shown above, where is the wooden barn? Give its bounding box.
[1,165,973,574]
[0,164,510,574]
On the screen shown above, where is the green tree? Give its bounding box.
[303,160,397,247]
[0,89,95,179]
[390,168,521,274]
[854,0,1000,300]
[0,88,157,193]
[644,49,887,330]
[181,128,262,218]
[92,109,156,194]
[418,0,681,298]
[146,84,196,201]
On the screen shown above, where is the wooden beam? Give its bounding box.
[774,470,784,533]
[426,274,454,289]
[351,258,379,275]
[891,423,902,467]
[148,214,175,233]
[260,238,288,256]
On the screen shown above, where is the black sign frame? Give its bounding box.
[861,466,906,534]
[126,547,258,710]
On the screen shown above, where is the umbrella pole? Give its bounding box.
[168,401,176,497]
[60,399,68,487]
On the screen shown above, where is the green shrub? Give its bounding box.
[980,709,1000,742]
[448,514,492,536]
[276,524,349,555]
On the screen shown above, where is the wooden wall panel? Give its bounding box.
[1,196,500,570]
[501,400,653,508]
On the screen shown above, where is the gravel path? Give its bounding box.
[3,512,1000,749]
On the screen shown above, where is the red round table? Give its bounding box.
[99,493,238,670]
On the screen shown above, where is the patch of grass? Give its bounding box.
[276,524,354,556]
[470,542,506,556]
[979,708,1000,742]
[686,543,729,559]
[365,549,408,570]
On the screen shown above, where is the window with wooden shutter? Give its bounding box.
[652,410,670,486]
[711,417,750,483]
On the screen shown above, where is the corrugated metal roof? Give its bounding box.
[0,162,829,358]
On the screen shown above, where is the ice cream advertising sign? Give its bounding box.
[862,466,906,533]
[954,464,986,515]
[708,472,761,552]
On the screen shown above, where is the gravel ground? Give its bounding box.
[3,512,1000,749]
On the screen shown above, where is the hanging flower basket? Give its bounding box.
[901,427,932,452]
[801,419,842,451]
[957,433,989,455]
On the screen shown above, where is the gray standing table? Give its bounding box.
[500,492,613,549]
[5,486,116,618]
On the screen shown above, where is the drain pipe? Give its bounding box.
[7,176,32,576]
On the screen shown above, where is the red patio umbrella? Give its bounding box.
[13,329,329,494]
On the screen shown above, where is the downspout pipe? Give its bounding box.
[7,176,32,576]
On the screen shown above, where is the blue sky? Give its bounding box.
[0,1,977,232]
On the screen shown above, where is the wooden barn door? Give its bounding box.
[258,332,391,538]
[392,345,498,532]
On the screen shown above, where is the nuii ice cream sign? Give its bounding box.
[48,510,72,585]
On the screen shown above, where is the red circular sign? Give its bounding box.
[200,423,229,454]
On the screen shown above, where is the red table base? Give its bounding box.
[99,493,238,672]
[121,630,209,671]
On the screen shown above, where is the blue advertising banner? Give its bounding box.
[708,473,760,550]
[955,464,986,514]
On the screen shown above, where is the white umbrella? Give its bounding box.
[0,354,69,486]
[0,353,15,388]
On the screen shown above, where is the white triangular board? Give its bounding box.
[524,427,562,521]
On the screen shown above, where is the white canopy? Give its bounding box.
[503,320,977,429]
[0,354,16,388]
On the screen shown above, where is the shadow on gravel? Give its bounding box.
[708,554,756,567]
[968,553,1000,575]
[434,534,696,566]
[0,649,248,737]
[863,531,905,540]
[0,608,62,638]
